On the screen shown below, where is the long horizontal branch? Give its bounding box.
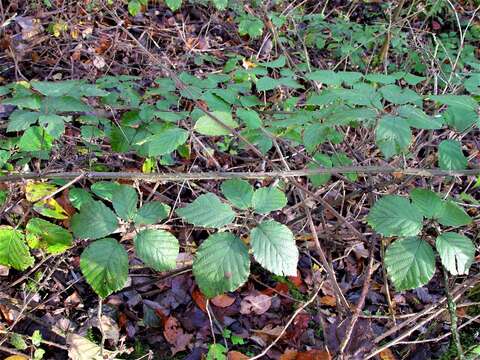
[1,166,479,183]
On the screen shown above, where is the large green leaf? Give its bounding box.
[385,237,436,290]
[90,181,121,201]
[133,201,170,225]
[137,127,188,156]
[176,193,235,228]
[26,218,72,254]
[80,238,128,298]
[193,232,250,298]
[397,105,442,130]
[437,201,472,227]
[368,195,423,237]
[0,226,34,270]
[429,95,478,112]
[112,185,138,221]
[250,220,298,276]
[410,189,444,219]
[3,95,42,110]
[194,111,238,136]
[307,153,333,187]
[31,80,79,97]
[375,116,412,158]
[71,201,119,239]
[438,140,468,171]
[134,229,179,271]
[220,179,254,210]
[252,187,287,214]
[7,110,40,132]
[40,96,92,112]
[165,0,182,11]
[68,188,94,210]
[436,232,475,275]
[380,85,422,105]
[18,126,53,152]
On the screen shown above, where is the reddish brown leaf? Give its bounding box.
[320,295,336,307]
[211,294,235,308]
[288,271,303,287]
[280,349,298,360]
[379,348,397,360]
[192,287,207,312]
[296,349,331,360]
[163,316,193,355]
[227,351,249,360]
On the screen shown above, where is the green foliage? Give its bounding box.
[177,193,236,228]
[252,186,287,214]
[80,238,129,298]
[0,226,35,270]
[370,190,475,290]
[194,111,238,136]
[134,229,179,271]
[438,140,468,171]
[221,179,254,210]
[71,200,119,240]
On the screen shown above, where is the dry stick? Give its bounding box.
[304,206,349,311]
[376,0,406,66]
[248,285,323,360]
[338,240,375,357]
[443,267,465,360]
[1,166,479,183]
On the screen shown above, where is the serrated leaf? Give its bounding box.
[307,153,332,187]
[112,185,138,221]
[134,229,179,271]
[385,237,435,290]
[194,111,238,136]
[33,198,68,219]
[368,195,423,237]
[25,182,57,202]
[212,0,228,10]
[91,181,121,201]
[236,108,262,129]
[0,226,34,270]
[80,238,128,298]
[437,201,472,227]
[18,126,53,152]
[436,232,475,275]
[193,232,250,298]
[68,188,94,210]
[438,139,468,171]
[380,85,422,105]
[250,220,298,276]
[40,96,92,112]
[252,187,287,214]
[410,189,444,219]
[134,201,170,225]
[397,105,442,129]
[220,179,254,210]
[165,0,182,11]
[26,218,72,254]
[176,193,235,228]
[429,95,478,111]
[2,95,42,110]
[31,80,79,97]
[71,201,119,239]
[137,127,188,156]
[7,110,40,132]
[375,116,412,158]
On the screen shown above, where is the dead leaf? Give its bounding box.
[0,265,9,276]
[227,351,249,360]
[240,294,272,315]
[67,333,115,360]
[297,349,331,360]
[91,315,120,344]
[163,316,193,355]
[280,349,298,360]
[192,287,207,312]
[320,295,336,307]
[211,294,235,308]
[379,348,397,360]
[93,56,106,69]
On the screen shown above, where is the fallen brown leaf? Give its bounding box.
[379,348,397,360]
[227,351,249,360]
[240,294,272,315]
[211,294,235,308]
[163,316,193,355]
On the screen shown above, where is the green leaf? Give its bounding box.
[256,76,279,91]
[3,95,42,110]
[68,188,94,210]
[238,16,263,38]
[436,232,475,275]
[307,153,332,187]
[410,189,444,219]
[385,237,436,290]
[250,220,298,276]
[31,80,79,97]
[368,195,423,237]
[437,201,472,227]
[438,139,468,171]
[40,96,92,112]
[364,73,397,84]
[331,152,357,181]
[7,110,40,132]
[429,95,478,112]
[71,201,119,239]
[176,193,235,228]
[137,127,188,156]
[134,229,179,271]
[91,181,121,201]
[397,105,442,130]
[380,85,422,105]
[220,179,254,210]
[26,218,72,254]
[194,111,238,136]
[193,232,250,298]
[0,226,34,270]
[33,199,68,219]
[259,55,286,68]
[112,185,138,221]
[80,238,128,298]
[18,126,54,152]
[25,182,57,202]
[211,0,228,10]
[252,186,287,214]
[128,0,141,15]
[10,333,27,350]
[134,201,170,225]
[375,116,412,158]
[165,0,182,11]
[236,108,262,129]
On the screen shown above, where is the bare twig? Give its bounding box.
[443,267,464,360]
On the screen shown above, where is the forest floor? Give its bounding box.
[1,1,480,359]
